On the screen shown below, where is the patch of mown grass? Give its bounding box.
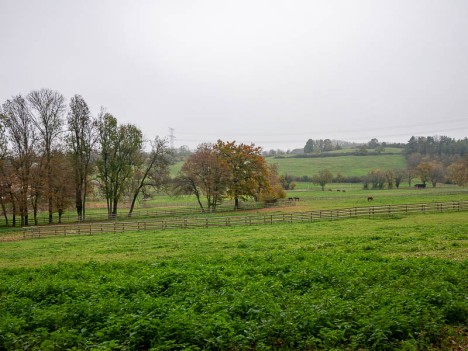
[0,212,467,350]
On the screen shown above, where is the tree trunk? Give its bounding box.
[194,192,204,212]
[58,209,63,224]
[83,181,88,221]
[33,206,38,226]
[112,199,118,217]
[76,188,83,221]
[0,201,8,226]
[48,161,53,223]
[12,201,16,227]
[48,198,53,224]
[234,197,239,210]
[128,190,139,217]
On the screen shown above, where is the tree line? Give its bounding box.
[0,89,171,226]
[405,135,468,157]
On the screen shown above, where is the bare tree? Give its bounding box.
[28,88,66,223]
[0,112,12,225]
[2,95,37,226]
[66,95,97,220]
[127,137,171,216]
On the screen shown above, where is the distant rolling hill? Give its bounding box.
[267,152,407,177]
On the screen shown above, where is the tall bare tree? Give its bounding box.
[0,111,12,225]
[66,95,97,220]
[2,95,37,226]
[127,137,171,216]
[28,88,66,223]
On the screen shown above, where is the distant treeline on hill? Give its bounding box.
[303,138,405,154]
[404,136,468,156]
[275,150,401,159]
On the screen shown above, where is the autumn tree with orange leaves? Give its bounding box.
[214,140,280,209]
[175,141,285,211]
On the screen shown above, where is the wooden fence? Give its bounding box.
[22,201,468,239]
[24,200,295,226]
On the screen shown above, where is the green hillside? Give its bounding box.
[171,150,406,178]
[268,154,407,177]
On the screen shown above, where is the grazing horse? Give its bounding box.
[342,189,346,192]
[415,183,426,189]
[294,197,300,201]
[367,196,374,201]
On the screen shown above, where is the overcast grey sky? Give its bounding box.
[1,0,467,150]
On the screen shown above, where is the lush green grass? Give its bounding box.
[1,212,467,350]
[287,183,468,210]
[268,154,407,177]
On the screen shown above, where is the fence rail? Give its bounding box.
[22,201,468,240]
[20,200,296,226]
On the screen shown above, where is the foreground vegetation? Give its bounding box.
[1,212,467,350]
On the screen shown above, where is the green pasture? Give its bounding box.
[268,154,407,177]
[287,183,468,210]
[1,211,467,350]
[1,183,467,230]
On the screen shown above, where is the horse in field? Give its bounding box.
[367,196,374,201]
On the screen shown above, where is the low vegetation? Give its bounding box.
[1,212,467,350]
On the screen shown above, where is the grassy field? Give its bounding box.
[286,183,468,210]
[267,154,407,178]
[1,209,467,350]
[2,183,466,231]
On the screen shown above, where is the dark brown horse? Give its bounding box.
[367,196,374,201]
